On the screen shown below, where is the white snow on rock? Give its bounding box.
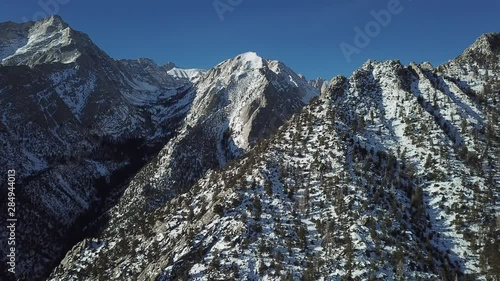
[167,67,206,83]
[1,16,82,66]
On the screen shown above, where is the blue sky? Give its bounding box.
[1,0,499,79]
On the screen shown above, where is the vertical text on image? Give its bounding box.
[6,169,17,274]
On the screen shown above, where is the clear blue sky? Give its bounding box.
[1,0,499,80]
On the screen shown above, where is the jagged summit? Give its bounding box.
[33,14,69,29]
[1,14,68,27]
[463,32,500,56]
[320,74,348,100]
[213,51,310,81]
[119,57,158,65]
[308,76,325,87]
[360,59,402,69]
[0,15,90,66]
[443,32,500,69]
[211,51,266,74]
[163,61,176,70]
[437,33,500,95]
[203,51,318,104]
[178,50,319,158]
[235,51,264,67]
[167,66,206,83]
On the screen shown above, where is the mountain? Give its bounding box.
[0,15,192,280]
[0,16,319,280]
[167,66,206,83]
[308,76,328,93]
[0,15,78,66]
[49,34,499,280]
[438,32,500,101]
[60,49,320,258]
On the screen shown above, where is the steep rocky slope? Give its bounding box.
[50,34,499,281]
[0,16,195,279]
[61,50,320,257]
[0,16,319,280]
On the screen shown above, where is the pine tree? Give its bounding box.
[344,231,354,281]
[264,181,273,196]
[210,249,220,271]
[461,119,468,133]
[424,153,433,169]
[253,195,262,220]
[359,116,366,130]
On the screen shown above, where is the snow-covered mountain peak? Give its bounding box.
[1,15,81,66]
[32,14,69,33]
[212,52,307,87]
[196,52,318,114]
[321,75,348,100]
[357,59,398,76]
[444,32,500,70]
[420,61,434,70]
[364,59,402,69]
[329,74,348,85]
[212,51,265,72]
[204,52,266,83]
[162,61,176,71]
[352,59,404,86]
[309,76,328,91]
[409,61,434,70]
[438,33,500,95]
[235,51,264,69]
[463,32,500,57]
[132,52,320,200]
[167,67,206,83]
[359,59,376,70]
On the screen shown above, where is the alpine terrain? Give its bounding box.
[51,33,499,280]
[0,16,318,280]
[0,15,498,281]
